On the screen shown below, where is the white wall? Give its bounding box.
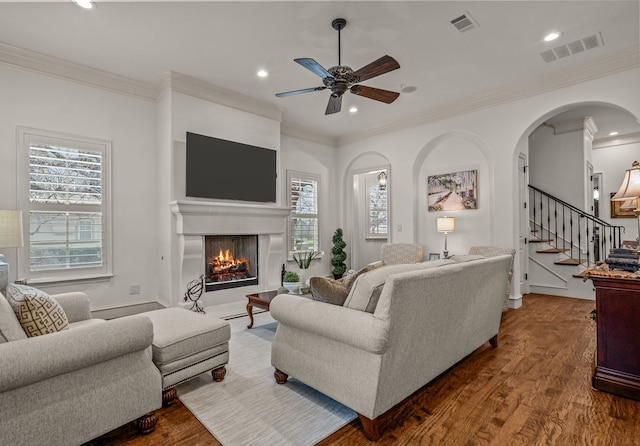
[336,69,640,302]
[0,65,159,310]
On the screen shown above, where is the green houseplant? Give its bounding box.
[282,271,301,294]
[331,228,347,279]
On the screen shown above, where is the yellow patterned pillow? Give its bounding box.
[5,284,69,337]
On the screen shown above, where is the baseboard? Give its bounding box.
[508,295,523,309]
[91,301,167,319]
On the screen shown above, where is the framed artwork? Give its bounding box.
[610,192,636,218]
[428,170,478,212]
[429,253,440,261]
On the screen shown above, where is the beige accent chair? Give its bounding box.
[468,246,516,311]
[0,291,162,446]
[368,243,424,270]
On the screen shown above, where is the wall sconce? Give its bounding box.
[377,171,387,189]
[611,160,640,241]
[0,210,24,295]
[437,216,455,258]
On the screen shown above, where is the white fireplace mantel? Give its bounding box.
[170,200,292,235]
[169,200,292,309]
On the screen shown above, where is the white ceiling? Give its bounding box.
[0,1,638,144]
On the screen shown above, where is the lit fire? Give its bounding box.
[208,249,250,282]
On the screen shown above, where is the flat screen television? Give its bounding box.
[186,132,277,203]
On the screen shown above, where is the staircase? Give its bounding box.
[527,185,625,298]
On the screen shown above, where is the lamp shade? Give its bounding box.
[0,210,24,248]
[437,217,455,233]
[611,161,640,201]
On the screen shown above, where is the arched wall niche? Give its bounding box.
[413,131,494,257]
[342,151,391,269]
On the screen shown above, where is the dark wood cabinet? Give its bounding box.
[591,276,640,400]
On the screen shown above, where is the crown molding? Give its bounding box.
[593,131,640,149]
[0,42,157,100]
[336,49,640,147]
[155,71,283,122]
[280,122,337,148]
[0,43,283,121]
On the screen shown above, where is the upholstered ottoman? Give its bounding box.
[141,308,230,405]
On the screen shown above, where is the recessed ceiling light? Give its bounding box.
[73,0,96,9]
[544,32,561,42]
[609,131,619,136]
[401,85,417,94]
[349,106,358,113]
[257,70,268,78]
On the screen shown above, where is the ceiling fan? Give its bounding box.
[275,18,401,115]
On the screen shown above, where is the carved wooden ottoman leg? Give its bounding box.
[136,411,158,434]
[212,365,227,382]
[162,387,177,406]
[274,368,288,384]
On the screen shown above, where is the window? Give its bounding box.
[18,128,111,282]
[288,171,319,255]
[366,172,388,239]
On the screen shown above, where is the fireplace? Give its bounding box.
[204,235,258,291]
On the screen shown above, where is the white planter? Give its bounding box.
[282,282,301,294]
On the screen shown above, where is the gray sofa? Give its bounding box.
[0,291,162,446]
[270,254,512,441]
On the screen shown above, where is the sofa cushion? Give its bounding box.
[5,284,69,337]
[0,292,28,343]
[448,254,486,263]
[344,263,425,313]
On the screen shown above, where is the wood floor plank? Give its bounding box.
[86,294,640,446]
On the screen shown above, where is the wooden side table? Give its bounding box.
[591,276,640,400]
[245,290,278,329]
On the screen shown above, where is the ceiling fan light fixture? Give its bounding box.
[275,18,400,115]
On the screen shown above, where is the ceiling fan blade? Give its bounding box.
[350,85,400,104]
[325,95,343,115]
[294,58,333,79]
[275,86,327,97]
[353,55,400,83]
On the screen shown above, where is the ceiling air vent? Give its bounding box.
[540,32,603,63]
[450,13,478,33]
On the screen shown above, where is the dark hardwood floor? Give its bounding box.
[86,294,640,445]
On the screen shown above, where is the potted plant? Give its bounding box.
[292,250,321,269]
[282,271,301,294]
[331,228,347,279]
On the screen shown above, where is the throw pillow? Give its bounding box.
[339,266,369,291]
[309,277,348,306]
[5,283,70,337]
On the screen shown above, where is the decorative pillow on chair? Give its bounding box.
[5,283,69,337]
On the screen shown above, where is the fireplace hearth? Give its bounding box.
[205,235,258,291]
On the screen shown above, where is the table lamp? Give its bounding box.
[437,216,455,258]
[611,161,640,242]
[0,210,24,295]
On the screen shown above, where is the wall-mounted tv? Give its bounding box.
[186,132,277,203]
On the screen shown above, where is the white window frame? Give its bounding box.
[17,127,113,284]
[287,170,321,260]
[365,171,389,240]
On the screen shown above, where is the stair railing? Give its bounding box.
[528,185,625,268]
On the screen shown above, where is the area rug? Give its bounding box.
[176,311,356,446]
